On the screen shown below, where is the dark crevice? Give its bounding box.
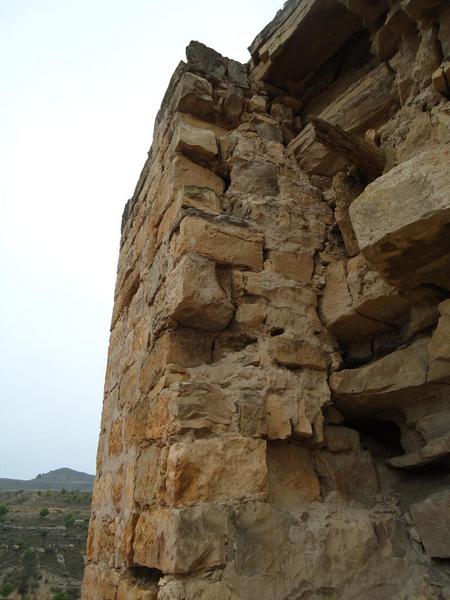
[128,566,163,586]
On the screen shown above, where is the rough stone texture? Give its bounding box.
[84,2,450,599]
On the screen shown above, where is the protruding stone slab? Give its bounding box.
[167,254,234,331]
[349,147,450,291]
[174,216,264,270]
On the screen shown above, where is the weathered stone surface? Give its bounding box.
[267,442,321,508]
[86,6,450,600]
[166,254,234,331]
[172,120,218,163]
[164,437,267,505]
[350,147,450,290]
[133,504,228,573]
[174,216,264,270]
[175,71,214,117]
[320,260,388,343]
[429,300,450,362]
[410,490,450,558]
[346,253,410,322]
[268,335,327,370]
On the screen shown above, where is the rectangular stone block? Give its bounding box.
[349,147,450,291]
[146,380,233,440]
[165,254,234,331]
[265,250,314,283]
[175,71,214,117]
[174,216,264,270]
[172,120,218,163]
[139,328,212,395]
[268,335,327,370]
[133,504,228,574]
[163,437,267,505]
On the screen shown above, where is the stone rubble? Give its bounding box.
[83,1,450,598]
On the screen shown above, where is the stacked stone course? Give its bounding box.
[83,1,450,598]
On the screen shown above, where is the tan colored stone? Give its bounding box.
[133,504,227,574]
[174,216,264,270]
[146,379,233,440]
[267,442,321,508]
[166,254,234,331]
[139,328,211,395]
[265,250,314,283]
[175,71,214,117]
[268,335,327,370]
[248,94,268,113]
[172,120,218,163]
[320,260,387,343]
[133,445,164,508]
[350,147,450,291]
[429,300,450,362]
[164,437,267,505]
[265,392,292,440]
[346,253,410,322]
[432,62,450,95]
[315,449,379,502]
[410,490,450,558]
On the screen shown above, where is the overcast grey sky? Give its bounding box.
[0,0,282,480]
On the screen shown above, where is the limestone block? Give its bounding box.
[332,172,362,257]
[174,216,264,270]
[330,337,432,416]
[267,443,321,509]
[428,300,450,362]
[346,254,410,322]
[324,426,361,454]
[265,250,314,284]
[175,71,214,117]
[249,0,362,90]
[268,335,327,370]
[265,392,292,440]
[133,445,163,508]
[164,437,267,505]
[410,490,450,558]
[139,328,212,395]
[248,94,267,113]
[222,84,244,126]
[111,268,140,328]
[314,450,379,502]
[145,378,233,440]
[82,564,120,600]
[320,260,388,343]
[349,147,450,291]
[133,504,228,573]
[432,62,450,95]
[186,41,226,82]
[229,160,280,196]
[166,254,234,331]
[290,64,395,176]
[172,121,218,163]
[170,154,224,196]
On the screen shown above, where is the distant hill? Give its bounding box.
[0,467,94,491]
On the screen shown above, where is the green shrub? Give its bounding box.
[39,507,49,518]
[0,504,8,518]
[53,592,67,600]
[0,583,14,597]
[64,512,75,527]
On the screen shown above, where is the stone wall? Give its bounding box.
[82,1,450,598]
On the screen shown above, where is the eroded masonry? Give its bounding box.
[83,1,450,598]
